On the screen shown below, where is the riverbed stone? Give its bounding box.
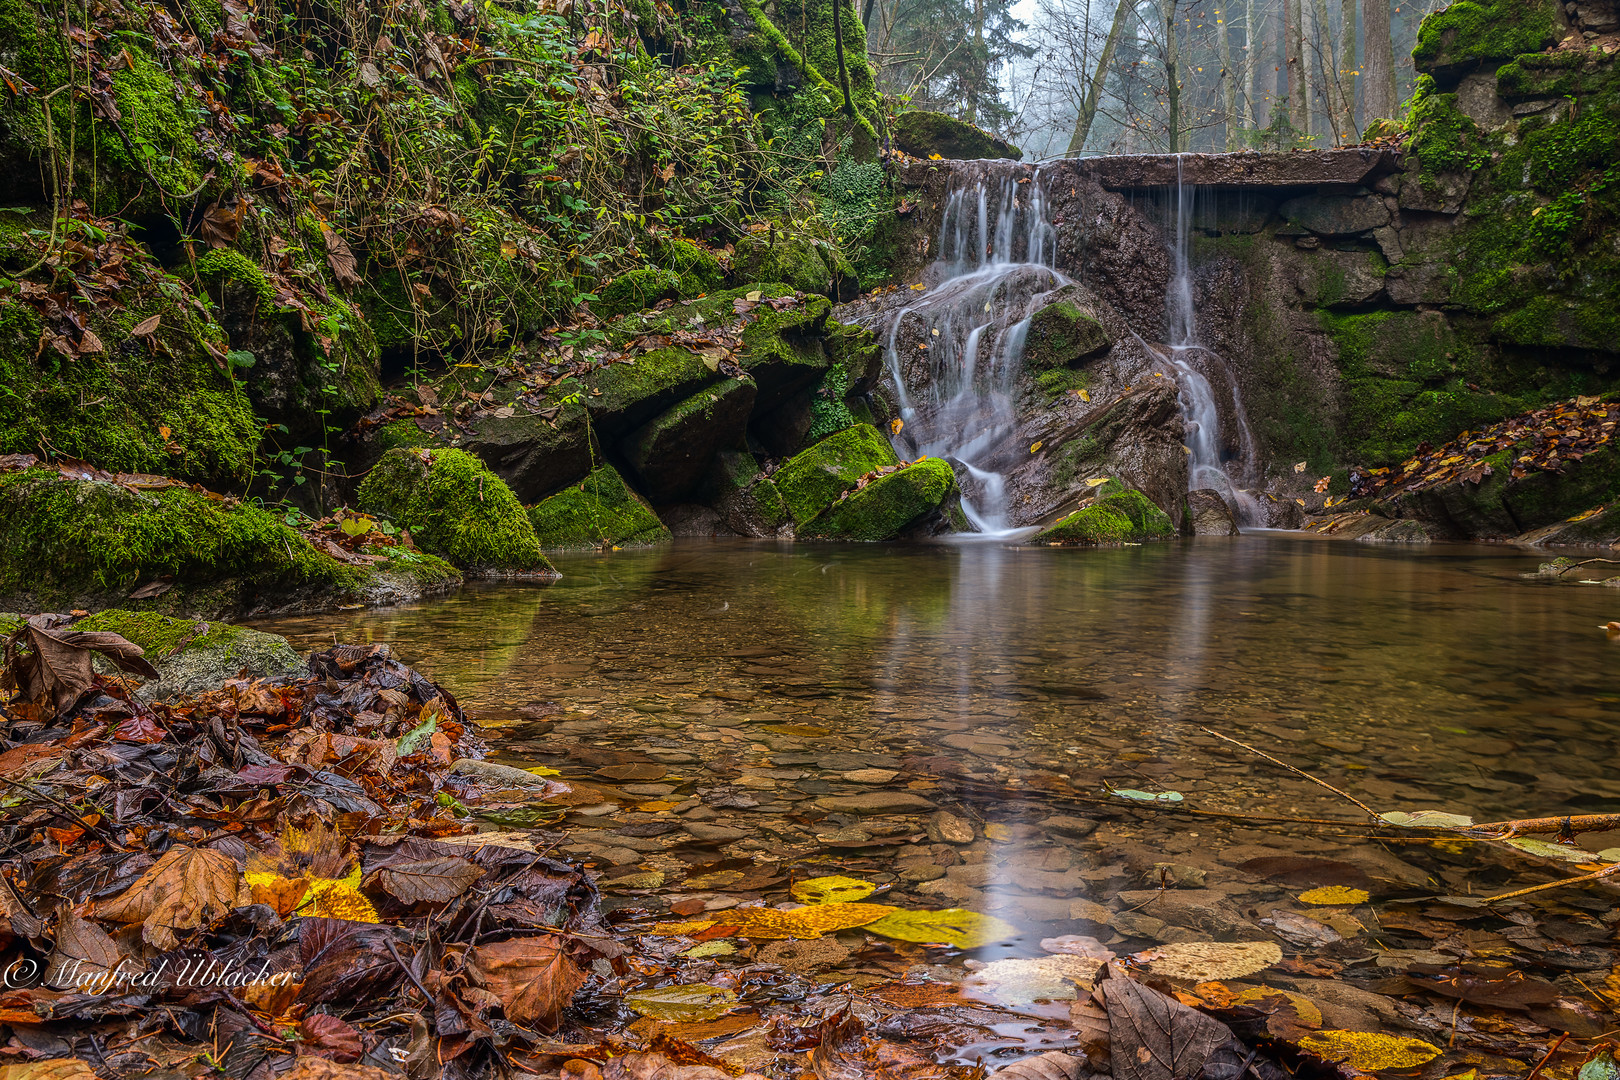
[682,823,750,843]
[927,811,976,845]
[1038,815,1099,839]
[814,792,936,814]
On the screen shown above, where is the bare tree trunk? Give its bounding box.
[1163,0,1180,151]
[1312,0,1344,143]
[832,0,855,118]
[1284,0,1306,135]
[1339,0,1358,135]
[862,0,878,32]
[1363,0,1397,120]
[1242,0,1257,132]
[1300,0,1316,139]
[1218,4,1237,149]
[1067,0,1132,155]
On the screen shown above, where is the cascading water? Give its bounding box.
[1160,158,1263,526]
[883,167,1064,536]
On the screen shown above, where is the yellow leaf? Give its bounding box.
[1568,507,1602,522]
[864,908,1017,949]
[1298,886,1370,906]
[499,239,517,259]
[1293,460,1307,473]
[791,876,877,904]
[1084,477,1109,487]
[1233,986,1324,1027]
[712,901,895,939]
[645,919,717,937]
[1030,441,1043,453]
[745,290,762,302]
[910,283,927,291]
[928,153,944,160]
[1078,388,1090,401]
[890,418,904,435]
[1296,1031,1441,1071]
[158,424,171,440]
[624,985,737,1022]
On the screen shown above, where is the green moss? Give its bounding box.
[373,419,442,453]
[1025,301,1111,371]
[806,364,858,442]
[1035,368,1093,401]
[1032,484,1172,544]
[1412,0,1558,76]
[0,288,258,488]
[1405,80,1490,193]
[192,249,278,314]
[800,457,957,539]
[0,468,369,608]
[772,423,899,522]
[652,237,726,296]
[527,465,671,549]
[72,608,245,656]
[357,449,553,574]
[1497,50,1614,99]
[596,268,683,319]
[891,110,1022,160]
[732,233,837,295]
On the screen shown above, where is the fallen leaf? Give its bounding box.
[791,876,876,904]
[1297,886,1369,905]
[93,845,239,948]
[131,314,161,336]
[1295,1030,1440,1071]
[4,615,159,716]
[864,908,1017,949]
[1135,941,1282,982]
[624,984,739,1022]
[469,934,592,1033]
[373,856,484,903]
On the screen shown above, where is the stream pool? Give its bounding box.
[258,535,1620,1063]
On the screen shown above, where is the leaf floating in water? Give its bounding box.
[1297,886,1370,906]
[964,955,1102,1004]
[1295,1030,1441,1071]
[791,876,877,904]
[645,919,718,937]
[1378,810,1474,829]
[1503,837,1602,863]
[711,901,895,939]
[623,984,738,1022]
[1135,940,1282,982]
[680,940,736,959]
[1108,787,1183,803]
[864,908,1017,949]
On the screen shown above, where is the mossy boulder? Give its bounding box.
[0,253,258,489]
[623,377,757,502]
[702,450,792,536]
[596,268,683,319]
[892,111,1022,161]
[772,423,900,523]
[73,609,304,700]
[356,449,554,575]
[1413,0,1560,81]
[527,465,671,549]
[652,237,726,297]
[1033,483,1175,544]
[1024,300,1113,371]
[460,402,595,503]
[732,234,854,299]
[0,468,460,616]
[800,457,959,540]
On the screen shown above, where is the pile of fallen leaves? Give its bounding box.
[1350,394,1618,500]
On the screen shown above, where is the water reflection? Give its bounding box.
[262,535,1620,825]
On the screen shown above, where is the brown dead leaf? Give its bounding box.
[130,314,161,336]
[3,615,159,716]
[373,856,484,904]
[93,845,238,948]
[323,226,361,289]
[0,1060,101,1080]
[469,935,591,1032]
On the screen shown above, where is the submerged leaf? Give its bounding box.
[1109,787,1183,803]
[864,908,1017,949]
[711,901,894,939]
[791,876,876,904]
[1136,941,1282,982]
[1297,886,1370,906]
[963,954,1101,1004]
[624,984,738,1022]
[1502,837,1601,864]
[1378,810,1474,829]
[1296,1030,1441,1070]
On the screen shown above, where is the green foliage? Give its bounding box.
[807,364,858,442]
[357,448,552,574]
[1035,368,1092,401]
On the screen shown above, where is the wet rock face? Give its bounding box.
[1185,489,1240,536]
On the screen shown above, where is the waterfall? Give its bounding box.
[883,166,1065,536]
[1161,158,1263,527]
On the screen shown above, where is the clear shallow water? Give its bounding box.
[261,535,1620,825]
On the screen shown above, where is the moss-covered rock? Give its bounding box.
[652,237,726,297]
[893,111,1022,160]
[771,423,899,523]
[1032,483,1174,544]
[527,465,671,549]
[596,268,683,319]
[72,609,304,700]
[0,468,459,615]
[801,457,958,539]
[622,377,757,502]
[732,233,849,297]
[356,449,554,575]
[1413,0,1559,80]
[1024,300,1113,370]
[0,251,258,489]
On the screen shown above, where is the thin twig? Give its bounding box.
[1485,863,1620,903]
[1198,726,1381,818]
